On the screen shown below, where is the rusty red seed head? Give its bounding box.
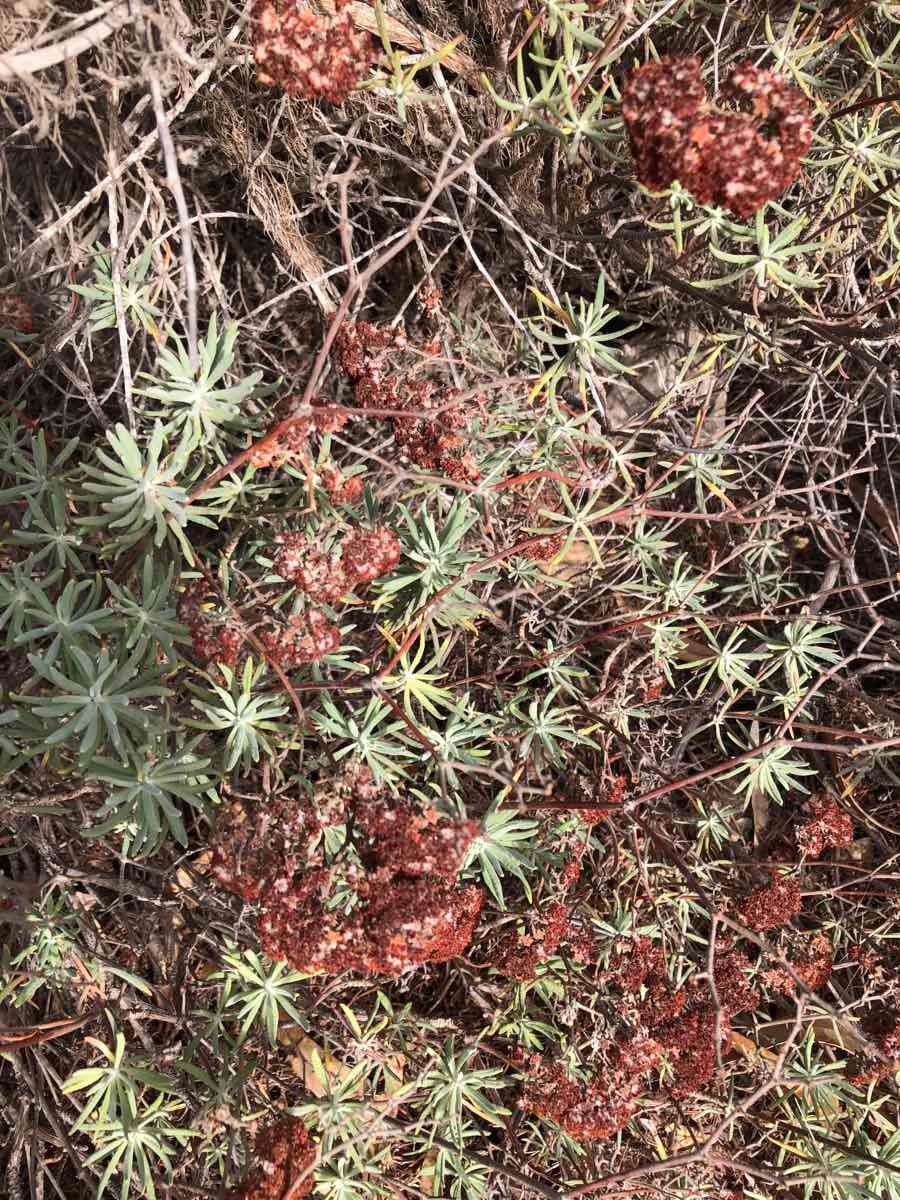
[737,873,802,932]
[224,1116,316,1200]
[621,56,811,216]
[797,795,854,857]
[252,0,374,104]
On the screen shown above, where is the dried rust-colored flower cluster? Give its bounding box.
[176,519,398,672]
[522,1037,663,1141]
[492,817,602,980]
[522,534,564,563]
[211,770,484,976]
[272,524,400,603]
[247,406,353,500]
[177,579,243,670]
[493,901,574,981]
[797,795,854,857]
[176,578,342,672]
[225,1116,315,1200]
[620,936,758,1099]
[319,462,364,505]
[258,608,342,669]
[849,1005,900,1087]
[567,771,627,825]
[252,0,373,104]
[737,873,802,932]
[764,932,833,995]
[521,936,760,1140]
[333,321,480,482]
[622,56,812,216]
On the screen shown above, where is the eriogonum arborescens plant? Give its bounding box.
[622,56,812,216]
[737,872,803,932]
[211,769,485,975]
[797,794,854,857]
[521,936,760,1139]
[333,320,481,482]
[272,524,401,603]
[225,1116,316,1200]
[252,0,374,104]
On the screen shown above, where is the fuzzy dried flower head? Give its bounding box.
[361,877,484,975]
[248,415,311,470]
[493,901,572,981]
[176,579,242,668]
[848,1005,900,1086]
[341,524,401,584]
[294,543,349,605]
[764,932,833,995]
[259,608,341,668]
[273,524,399,602]
[653,946,759,1098]
[353,792,478,881]
[621,56,708,192]
[210,795,321,903]
[797,795,854,857]
[333,320,407,383]
[621,56,811,216]
[570,772,626,825]
[320,463,364,505]
[332,320,480,481]
[737,873,802,932]
[522,1038,662,1140]
[225,1115,315,1200]
[258,866,485,977]
[601,938,757,1099]
[252,0,373,104]
[418,282,443,319]
[523,534,564,562]
[214,785,484,977]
